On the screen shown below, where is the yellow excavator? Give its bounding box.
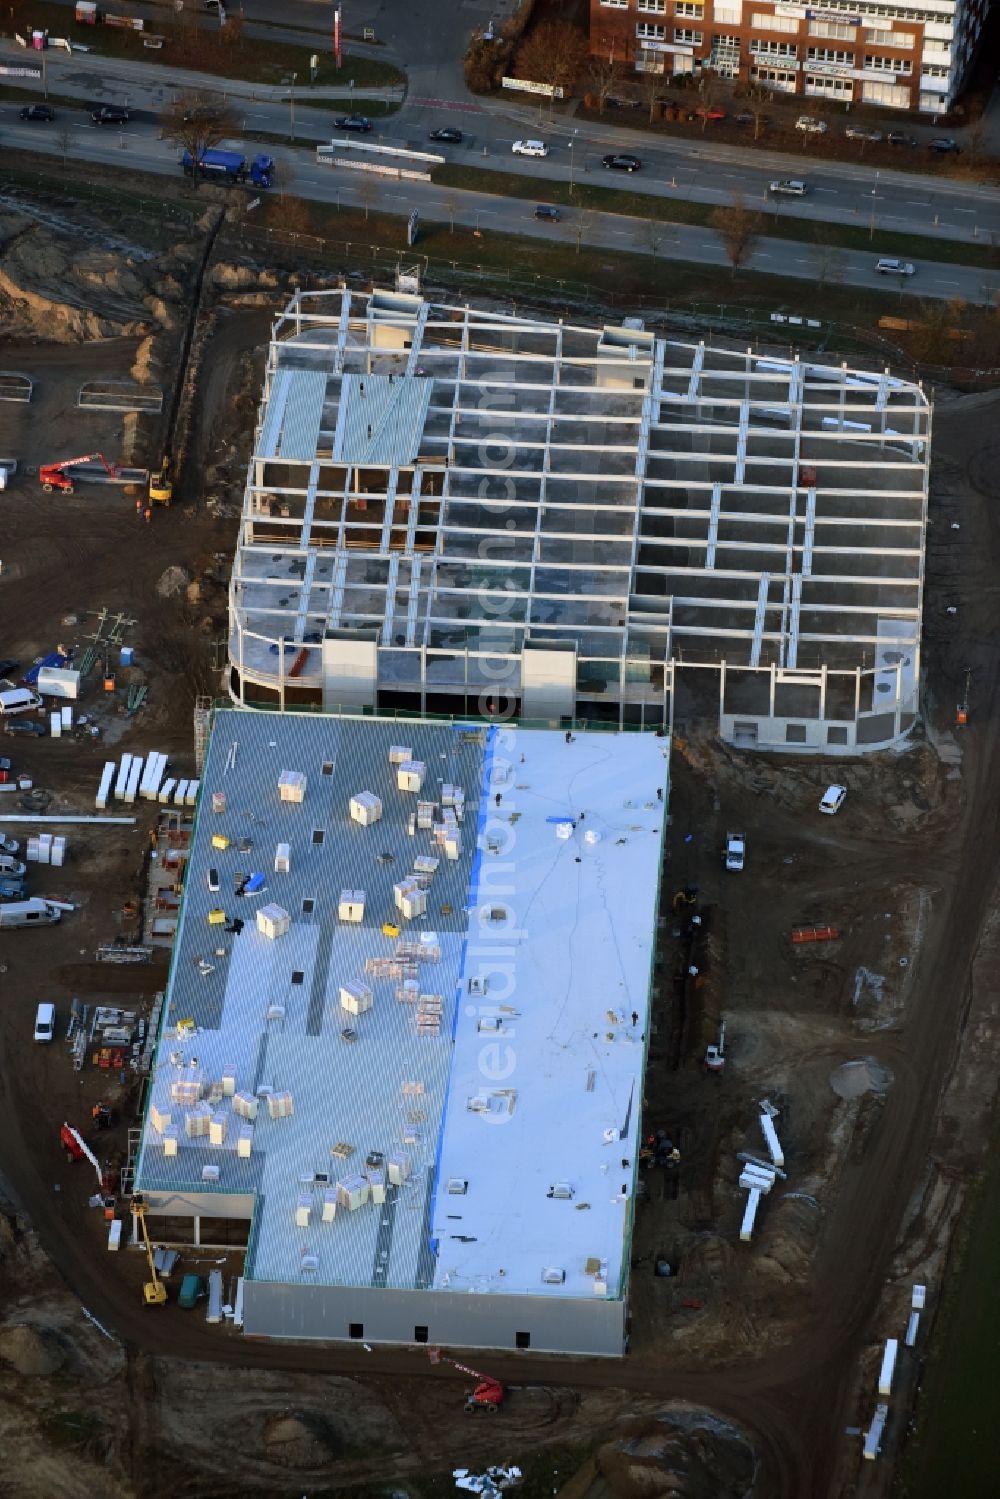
[131,1194,168,1306]
[148,454,173,506]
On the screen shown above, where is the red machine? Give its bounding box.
[40,452,121,494]
[427,1347,505,1413]
[60,1122,114,1195]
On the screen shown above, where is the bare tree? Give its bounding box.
[814,236,847,290]
[695,70,724,133]
[160,91,238,183]
[645,217,667,258]
[638,66,668,124]
[444,191,461,233]
[514,20,589,97]
[357,172,382,222]
[585,48,624,115]
[269,157,295,202]
[710,195,762,277]
[747,84,771,142]
[574,211,592,256]
[56,120,72,170]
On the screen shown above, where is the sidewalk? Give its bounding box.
[0,40,404,106]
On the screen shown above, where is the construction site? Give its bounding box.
[0,177,998,1499]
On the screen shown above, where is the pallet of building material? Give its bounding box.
[95,944,152,964]
[789,924,840,944]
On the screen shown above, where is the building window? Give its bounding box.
[311,828,325,845]
[599,0,628,8]
[713,32,740,47]
[867,27,913,46]
[349,1323,364,1339]
[714,3,742,20]
[751,39,797,57]
[809,20,857,39]
[804,72,854,94]
[637,0,667,11]
[920,64,948,77]
[674,1,704,15]
[751,12,798,32]
[827,726,849,745]
[301,897,315,914]
[785,724,807,744]
[750,64,798,90]
[673,27,703,43]
[515,1330,531,1349]
[291,970,304,985]
[806,47,855,63]
[866,53,912,72]
[414,1325,429,1343]
[637,21,666,38]
[322,760,334,775]
[636,49,667,70]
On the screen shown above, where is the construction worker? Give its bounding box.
[143,506,152,524]
[135,496,143,517]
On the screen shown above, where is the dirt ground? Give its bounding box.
[1,184,1000,1499]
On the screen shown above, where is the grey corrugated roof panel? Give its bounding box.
[277,370,329,461]
[334,373,432,467]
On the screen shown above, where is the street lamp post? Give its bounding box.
[868,169,879,241]
[569,129,578,194]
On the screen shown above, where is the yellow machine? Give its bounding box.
[148,455,173,506]
[131,1194,168,1306]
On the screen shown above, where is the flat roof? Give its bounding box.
[135,709,667,1307]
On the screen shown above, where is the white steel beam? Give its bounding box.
[749,572,770,669]
[705,483,722,570]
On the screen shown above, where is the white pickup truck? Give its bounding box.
[724,831,746,872]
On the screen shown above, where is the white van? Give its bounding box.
[34,1002,55,1042]
[0,687,42,718]
[819,784,847,815]
[0,897,62,928]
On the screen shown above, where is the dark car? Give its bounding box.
[929,137,960,154]
[534,204,561,220]
[602,153,641,172]
[91,105,130,125]
[887,131,915,146]
[20,104,55,122]
[429,127,463,144]
[4,720,45,737]
[336,114,372,133]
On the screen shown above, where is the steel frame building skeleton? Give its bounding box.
[228,287,931,754]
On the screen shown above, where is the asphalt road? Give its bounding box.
[4,106,998,306]
[4,35,1000,252]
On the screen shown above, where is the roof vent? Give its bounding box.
[548,1182,574,1200]
[447,1177,468,1195]
[542,1267,566,1285]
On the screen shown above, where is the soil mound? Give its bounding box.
[261,1410,340,1468]
[830,1058,893,1100]
[596,1409,756,1499]
[0,1321,65,1376]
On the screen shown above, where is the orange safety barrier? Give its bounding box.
[790,924,840,944]
[289,648,309,679]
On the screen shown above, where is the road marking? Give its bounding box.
[814,187,838,194]
[954,208,974,215]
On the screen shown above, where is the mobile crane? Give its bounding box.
[427,1347,505,1413]
[39,452,122,494]
[131,1194,168,1306]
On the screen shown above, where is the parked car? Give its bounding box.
[512,139,548,157]
[335,114,372,132]
[19,104,55,122]
[819,784,847,815]
[929,137,960,154]
[4,720,45,737]
[795,115,827,134]
[0,660,18,679]
[533,204,561,220]
[601,153,642,172]
[887,131,916,146]
[768,178,808,196]
[91,105,130,125]
[876,257,915,276]
[429,127,463,143]
[845,126,883,142]
[688,105,726,122]
[735,110,770,126]
[178,1273,205,1309]
[34,1002,55,1043]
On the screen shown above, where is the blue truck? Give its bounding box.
[181,149,273,188]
